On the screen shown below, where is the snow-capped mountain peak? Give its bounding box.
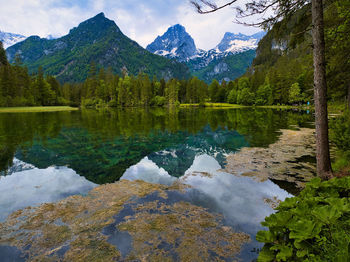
[216,32,266,54]
[148,27,265,64]
[0,31,26,49]
[186,31,266,71]
[146,24,197,62]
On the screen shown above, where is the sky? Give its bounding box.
[0,0,263,50]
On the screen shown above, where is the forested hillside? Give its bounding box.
[229,0,350,106]
[188,50,256,84]
[6,13,190,83]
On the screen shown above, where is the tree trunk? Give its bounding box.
[348,83,350,109]
[311,0,333,179]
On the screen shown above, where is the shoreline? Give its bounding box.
[0,106,79,113]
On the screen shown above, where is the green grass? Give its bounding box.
[256,105,314,110]
[180,103,247,108]
[0,106,79,113]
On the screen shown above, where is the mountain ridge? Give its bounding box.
[6,13,190,82]
[147,24,265,83]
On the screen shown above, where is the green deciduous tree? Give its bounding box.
[256,84,274,105]
[289,82,303,104]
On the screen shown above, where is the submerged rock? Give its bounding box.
[224,128,316,189]
[0,180,249,261]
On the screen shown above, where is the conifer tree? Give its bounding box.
[208,80,220,102]
[191,0,333,179]
[0,42,8,67]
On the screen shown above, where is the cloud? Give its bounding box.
[0,0,262,50]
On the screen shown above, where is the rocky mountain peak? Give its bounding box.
[216,31,266,53]
[69,12,120,37]
[146,24,197,62]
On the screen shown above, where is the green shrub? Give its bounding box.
[330,112,350,152]
[150,96,166,107]
[237,88,255,105]
[330,112,350,172]
[81,98,98,108]
[108,99,118,107]
[257,177,350,262]
[57,97,70,106]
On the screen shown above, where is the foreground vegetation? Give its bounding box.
[257,110,350,261]
[257,176,350,262]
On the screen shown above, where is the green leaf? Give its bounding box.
[312,205,342,223]
[276,245,293,261]
[289,220,316,241]
[257,247,276,262]
[296,249,308,258]
[256,230,276,243]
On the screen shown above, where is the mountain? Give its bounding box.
[187,32,264,83]
[0,31,26,48]
[146,24,197,62]
[215,32,265,53]
[6,13,190,82]
[188,49,256,83]
[147,25,265,83]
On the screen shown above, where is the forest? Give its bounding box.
[0,0,349,108]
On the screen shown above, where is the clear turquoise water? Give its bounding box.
[0,108,315,261]
[0,107,313,183]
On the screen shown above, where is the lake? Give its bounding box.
[0,108,316,261]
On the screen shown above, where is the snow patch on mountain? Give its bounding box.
[0,31,26,49]
[147,24,198,62]
[147,25,265,69]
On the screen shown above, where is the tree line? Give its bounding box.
[0,42,67,107]
[45,63,312,108]
[0,39,317,109]
[0,42,209,108]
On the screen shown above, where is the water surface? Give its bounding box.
[0,108,315,261]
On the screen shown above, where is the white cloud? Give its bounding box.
[0,0,263,50]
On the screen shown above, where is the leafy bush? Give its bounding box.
[108,99,118,107]
[330,111,350,152]
[150,96,166,107]
[57,97,70,106]
[257,177,350,262]
[237,88,255,105]
[330,112,350,171]
[81,98,98,108]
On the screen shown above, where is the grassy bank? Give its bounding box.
[180,103,311,110]
[180,102,347,114]
[180,103,247,108]
[0,106,79,113]
[256,105,314,110]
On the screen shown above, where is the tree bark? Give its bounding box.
[348,83,350,109]
[311,0,333,179]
